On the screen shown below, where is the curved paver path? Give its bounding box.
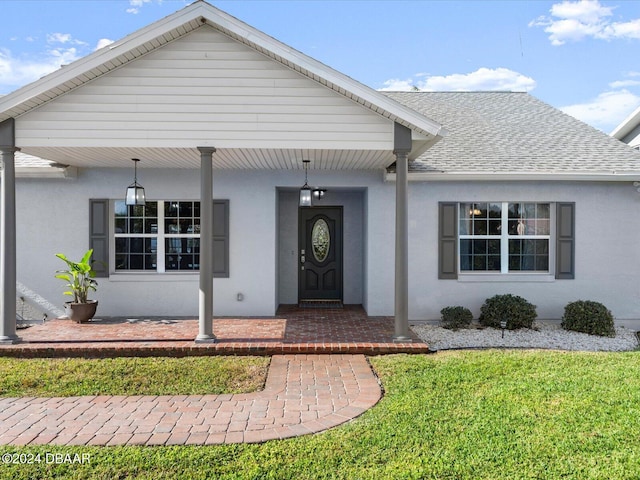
[0,354,381,446]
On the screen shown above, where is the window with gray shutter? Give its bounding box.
[438,201,573,279]
[555,202,575,279]
[110,199,229,277]
[439,202,458,279]
[89,199,109,278]
[213,199,229,278]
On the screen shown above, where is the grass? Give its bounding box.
[3,350,640,479]
[0,356,269,396]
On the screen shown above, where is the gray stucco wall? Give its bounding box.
[17,167,279,317]
[16,168,376,318]
[406,180,640,322]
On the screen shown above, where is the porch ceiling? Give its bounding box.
[21,146,396,170]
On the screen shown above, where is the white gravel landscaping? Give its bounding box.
[411,322,639,352]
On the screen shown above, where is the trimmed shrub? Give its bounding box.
[479,294,537,330]
[561,300,615,337]
[440,306,473,330]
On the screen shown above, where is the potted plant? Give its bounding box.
[55,249,99,323]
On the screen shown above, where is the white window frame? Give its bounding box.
[458,201,555,277]
[112,200,200,274]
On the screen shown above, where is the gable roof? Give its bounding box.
[0,0,443,152]
[385,91,640,180]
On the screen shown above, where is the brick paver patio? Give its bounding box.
[0,354,381,446]
[2,305,430,357]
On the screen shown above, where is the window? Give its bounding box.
[439,201,574,280]
[114,202,159,271]
[164,201,201,271]
[459,202,550,273]
[107,199,228,276]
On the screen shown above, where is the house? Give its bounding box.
[2,1,640,344]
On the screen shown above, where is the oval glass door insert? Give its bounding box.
[312,218,330,263]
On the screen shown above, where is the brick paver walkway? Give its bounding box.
[0,354,381,446]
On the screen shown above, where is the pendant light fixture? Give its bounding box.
[125,158,146,206]
[299,159,312,207]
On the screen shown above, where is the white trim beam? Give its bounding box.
[384,172,640,182]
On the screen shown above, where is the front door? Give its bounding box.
[298,207,343,302]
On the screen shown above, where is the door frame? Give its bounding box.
[298,206,343,303]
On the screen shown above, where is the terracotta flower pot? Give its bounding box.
[65,300,98,323]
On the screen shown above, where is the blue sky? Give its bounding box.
[1,0,639,133]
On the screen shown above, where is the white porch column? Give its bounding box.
[393,122,412,342]
[196,147,216,343]
[0,125,20,343]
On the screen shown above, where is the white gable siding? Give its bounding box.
[16,26,394,151]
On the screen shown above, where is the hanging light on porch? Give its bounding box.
[299,159,312,207]
[125,158,146,206]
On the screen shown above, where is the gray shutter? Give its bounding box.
[89,199,109,278]
[213,200,229,278]
[439,202,458,279]
[556,202,575,279]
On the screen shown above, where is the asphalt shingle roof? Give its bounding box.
[385,91,640,174]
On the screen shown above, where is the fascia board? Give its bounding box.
[611,105,640,139]
[384,171,640,182]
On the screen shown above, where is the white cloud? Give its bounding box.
[47,33,72,44]
[379,68,536,92]
[46,33,88,47]
[561,89,640,132]
[379,78,417,91]
[609,79,640,88]
[0,31,89,92]
[530,0,640,45]
[127,0,155,14]
[600,18,640,40]
[550,0,612,24]
[0,47,81,91]
[95,38,115,51]
[0,28,98,92]
[48,48,80,64]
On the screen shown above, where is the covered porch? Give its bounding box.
[0,1,445,345]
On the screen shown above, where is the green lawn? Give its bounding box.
[0,356,270,396]
[3,351,640,479]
